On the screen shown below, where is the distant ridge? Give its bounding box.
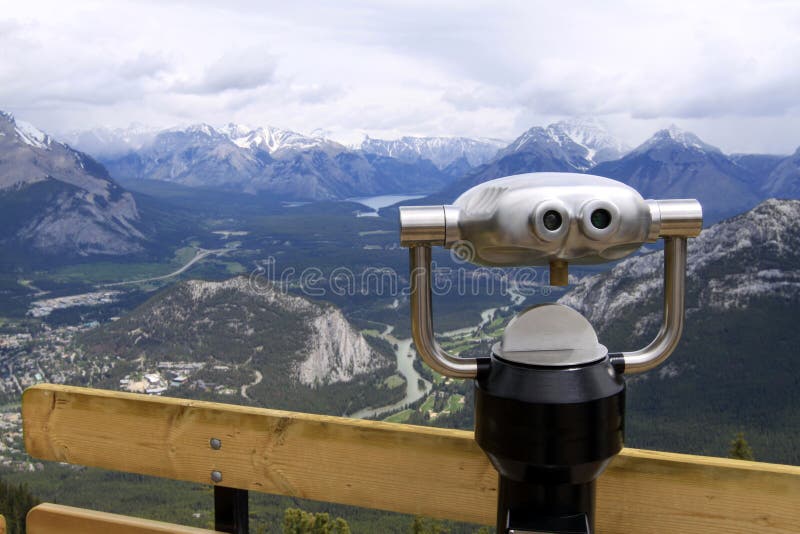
[0,111,146,257]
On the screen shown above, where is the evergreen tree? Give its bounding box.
[0,476,40,534]
[409,516,450,533]
[282,508,350,534]
[729,432,755,460]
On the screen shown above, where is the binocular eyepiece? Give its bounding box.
[400,172,702,285]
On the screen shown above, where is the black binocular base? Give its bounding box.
[475,353,625,534]
[499,477,593,534]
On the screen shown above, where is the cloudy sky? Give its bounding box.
[1,0,798,153]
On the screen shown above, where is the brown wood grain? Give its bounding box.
[26,503,219,534]
[22,384,800,532]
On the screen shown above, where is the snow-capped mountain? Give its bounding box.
[104,123,265,190]
[495,118,628,168]
[437,119,627,198]
[492,125,595,170]
[61,124,159,158]
[592,126,759,221]
[630,124,720,155]
[67,122,346,161]
[359,135,505,169]
[219,123,346,159]
[0,111,145,256]
[98,123,453,200]
[548,117,630,164]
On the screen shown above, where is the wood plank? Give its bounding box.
[22,384,498,525]
[599,448,800,534]
[22,384,800,532]
[27,503,219,534]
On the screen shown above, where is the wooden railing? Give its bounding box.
[19,384,800,533]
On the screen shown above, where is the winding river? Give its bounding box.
[351,307,503,419]
[350,326,431,419]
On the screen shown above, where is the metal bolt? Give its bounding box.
[211,470,223,483]
[210,438,222,450]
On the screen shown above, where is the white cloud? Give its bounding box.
[0,0,798,153]
[174,48,278,94]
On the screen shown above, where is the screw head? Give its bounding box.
[210,438,222,450]
[211,470,223,483]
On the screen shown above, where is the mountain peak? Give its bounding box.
[0,112,145,256]
[636,125,721,154]
[547,117,630,163]
[14,119,51,149]
[219,122,253,139]
[219,123,342,156]
[359,135,503,168]
[0,110,52,150]
[178,123,218,137]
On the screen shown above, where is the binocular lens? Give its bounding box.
[590,208,612,229]
[543,210,563,231]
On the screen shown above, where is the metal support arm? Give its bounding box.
[409,246,480,379]
[618,237,687,374]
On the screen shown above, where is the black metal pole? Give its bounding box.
[497,477,594,533]
[214,486,249,534]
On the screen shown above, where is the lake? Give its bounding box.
[347,194,426,217]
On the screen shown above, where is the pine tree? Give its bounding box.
[409,516,450,534]
[729,432,755,460]
[0,476,40,534]
[282,508,350,534]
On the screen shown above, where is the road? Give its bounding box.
[241,370,263,400]
[101,246,235,287]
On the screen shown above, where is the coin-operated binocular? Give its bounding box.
[400,173,702,534]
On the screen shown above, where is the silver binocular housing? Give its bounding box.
[399,172,703,378]
[400,173,701,273]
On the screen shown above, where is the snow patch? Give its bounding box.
[15,120,50,149]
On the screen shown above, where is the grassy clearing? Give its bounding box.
[446,394,465,413]
[420,394,435,413]
[45,246,200,285]
[360,329,381,337]
[383,374,405,389]
[221,262,246,274]
[383,409,414,423]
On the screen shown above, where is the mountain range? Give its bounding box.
[0,112,146,258]
[591,126,760,220]
[359,135,505,170]
[4,110,800,259]
[428,122,798,222]
[89,123,457,200]
[66,117,800,221]
[435,118,630,198]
